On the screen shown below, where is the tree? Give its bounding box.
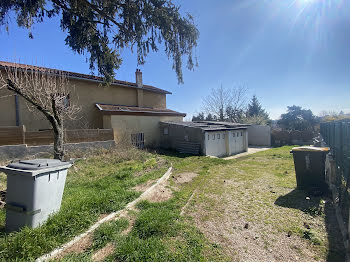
[0,0,199,84]
[192,112,205,121]
[244,95,269,124]
[0,64,80,160]
[278,105,317,131]
[202,85,247,122]
[205,113,215,121]
[247,95,269,118]
[225,106,245,123]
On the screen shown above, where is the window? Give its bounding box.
[223,134,225,139]
[241,132,243,136]
[217,134,220,139]
[233,133,235,137]
[63,94,70,108]
[208,134,210,140]
[163,127,169,135]
[131,133,144,149]
[212,134,215,140]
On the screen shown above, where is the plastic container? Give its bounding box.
[290,146,330,193]
[0,159,71,231]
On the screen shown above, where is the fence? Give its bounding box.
[320,120,350,233]
[0,126,114,146]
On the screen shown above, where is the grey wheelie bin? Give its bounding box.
[290,146,329,193]
[0,159,71,232]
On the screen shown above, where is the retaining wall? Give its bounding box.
[0,140,115,161]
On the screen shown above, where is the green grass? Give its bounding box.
[0,148,170,261]
[0,147,344,261]
[92,146,343,262]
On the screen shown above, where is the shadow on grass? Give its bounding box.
[275,189,345,262]
[152,148,196,159]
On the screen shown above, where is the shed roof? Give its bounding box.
[161,121,249,132]
[0,61,171,94]
[96,103,186,117]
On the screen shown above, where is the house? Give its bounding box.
[159,121,249,157]
[0,61,185,147]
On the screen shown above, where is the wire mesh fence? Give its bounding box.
[320,120,350,230]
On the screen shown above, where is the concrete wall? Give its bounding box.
[247,125,271,147]
[108,115,183,147]
[0,140,115,162]
[0,70,167,131]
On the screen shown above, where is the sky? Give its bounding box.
[1,0,349,120]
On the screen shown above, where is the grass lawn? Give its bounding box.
[0,149,170,261]
[0,146,345,261]
[58,146,344,262]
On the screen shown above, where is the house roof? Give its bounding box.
[96,103,186,117]
[0,61,171,95]
[160,121,249,132]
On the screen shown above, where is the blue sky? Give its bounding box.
[1,0,349,119]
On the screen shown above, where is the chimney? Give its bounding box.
[135,69,143,88]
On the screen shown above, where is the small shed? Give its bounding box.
[160,121,249,157]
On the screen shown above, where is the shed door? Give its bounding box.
[236,130,244,153]
[230,130,243,154]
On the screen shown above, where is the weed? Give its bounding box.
[0,150,169,261]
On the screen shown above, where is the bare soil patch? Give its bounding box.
[143,183,173,203]
[173,172,198,184]
[140,172,199,203]
[91,243,115,262]
[132,179,156,192]
[56,234,93,260]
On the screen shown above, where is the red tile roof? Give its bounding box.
[0,61,171,94]
[96,103,186,117]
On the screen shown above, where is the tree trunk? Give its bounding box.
[53,124,64,160]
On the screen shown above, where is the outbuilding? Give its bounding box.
[160,121,249,157]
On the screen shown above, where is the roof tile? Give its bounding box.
[0,61,171,94]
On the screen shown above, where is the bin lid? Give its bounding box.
[6,159,70,171]
[291,146,330,152]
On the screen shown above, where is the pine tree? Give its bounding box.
[0,0,199,84]
[247,96,266,117]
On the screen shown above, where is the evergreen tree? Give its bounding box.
[206,113,215,121]
[278,105,318,131]
[192,112,205,121]
[247,95,269,118]
[0,0,199,84]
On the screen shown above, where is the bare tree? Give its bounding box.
[202,85,247,122]
[0,64,80,160]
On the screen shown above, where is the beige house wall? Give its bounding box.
[0,71,167,131]
[107,115,183,147]
[143,91,166,108]
[0,88,17,126]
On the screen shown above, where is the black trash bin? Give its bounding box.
[290,146,330,193]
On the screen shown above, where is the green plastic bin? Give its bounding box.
[290,146,330,193]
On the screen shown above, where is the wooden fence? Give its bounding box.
[0,126,114,146]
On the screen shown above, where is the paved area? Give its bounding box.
[223,147,271,160]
